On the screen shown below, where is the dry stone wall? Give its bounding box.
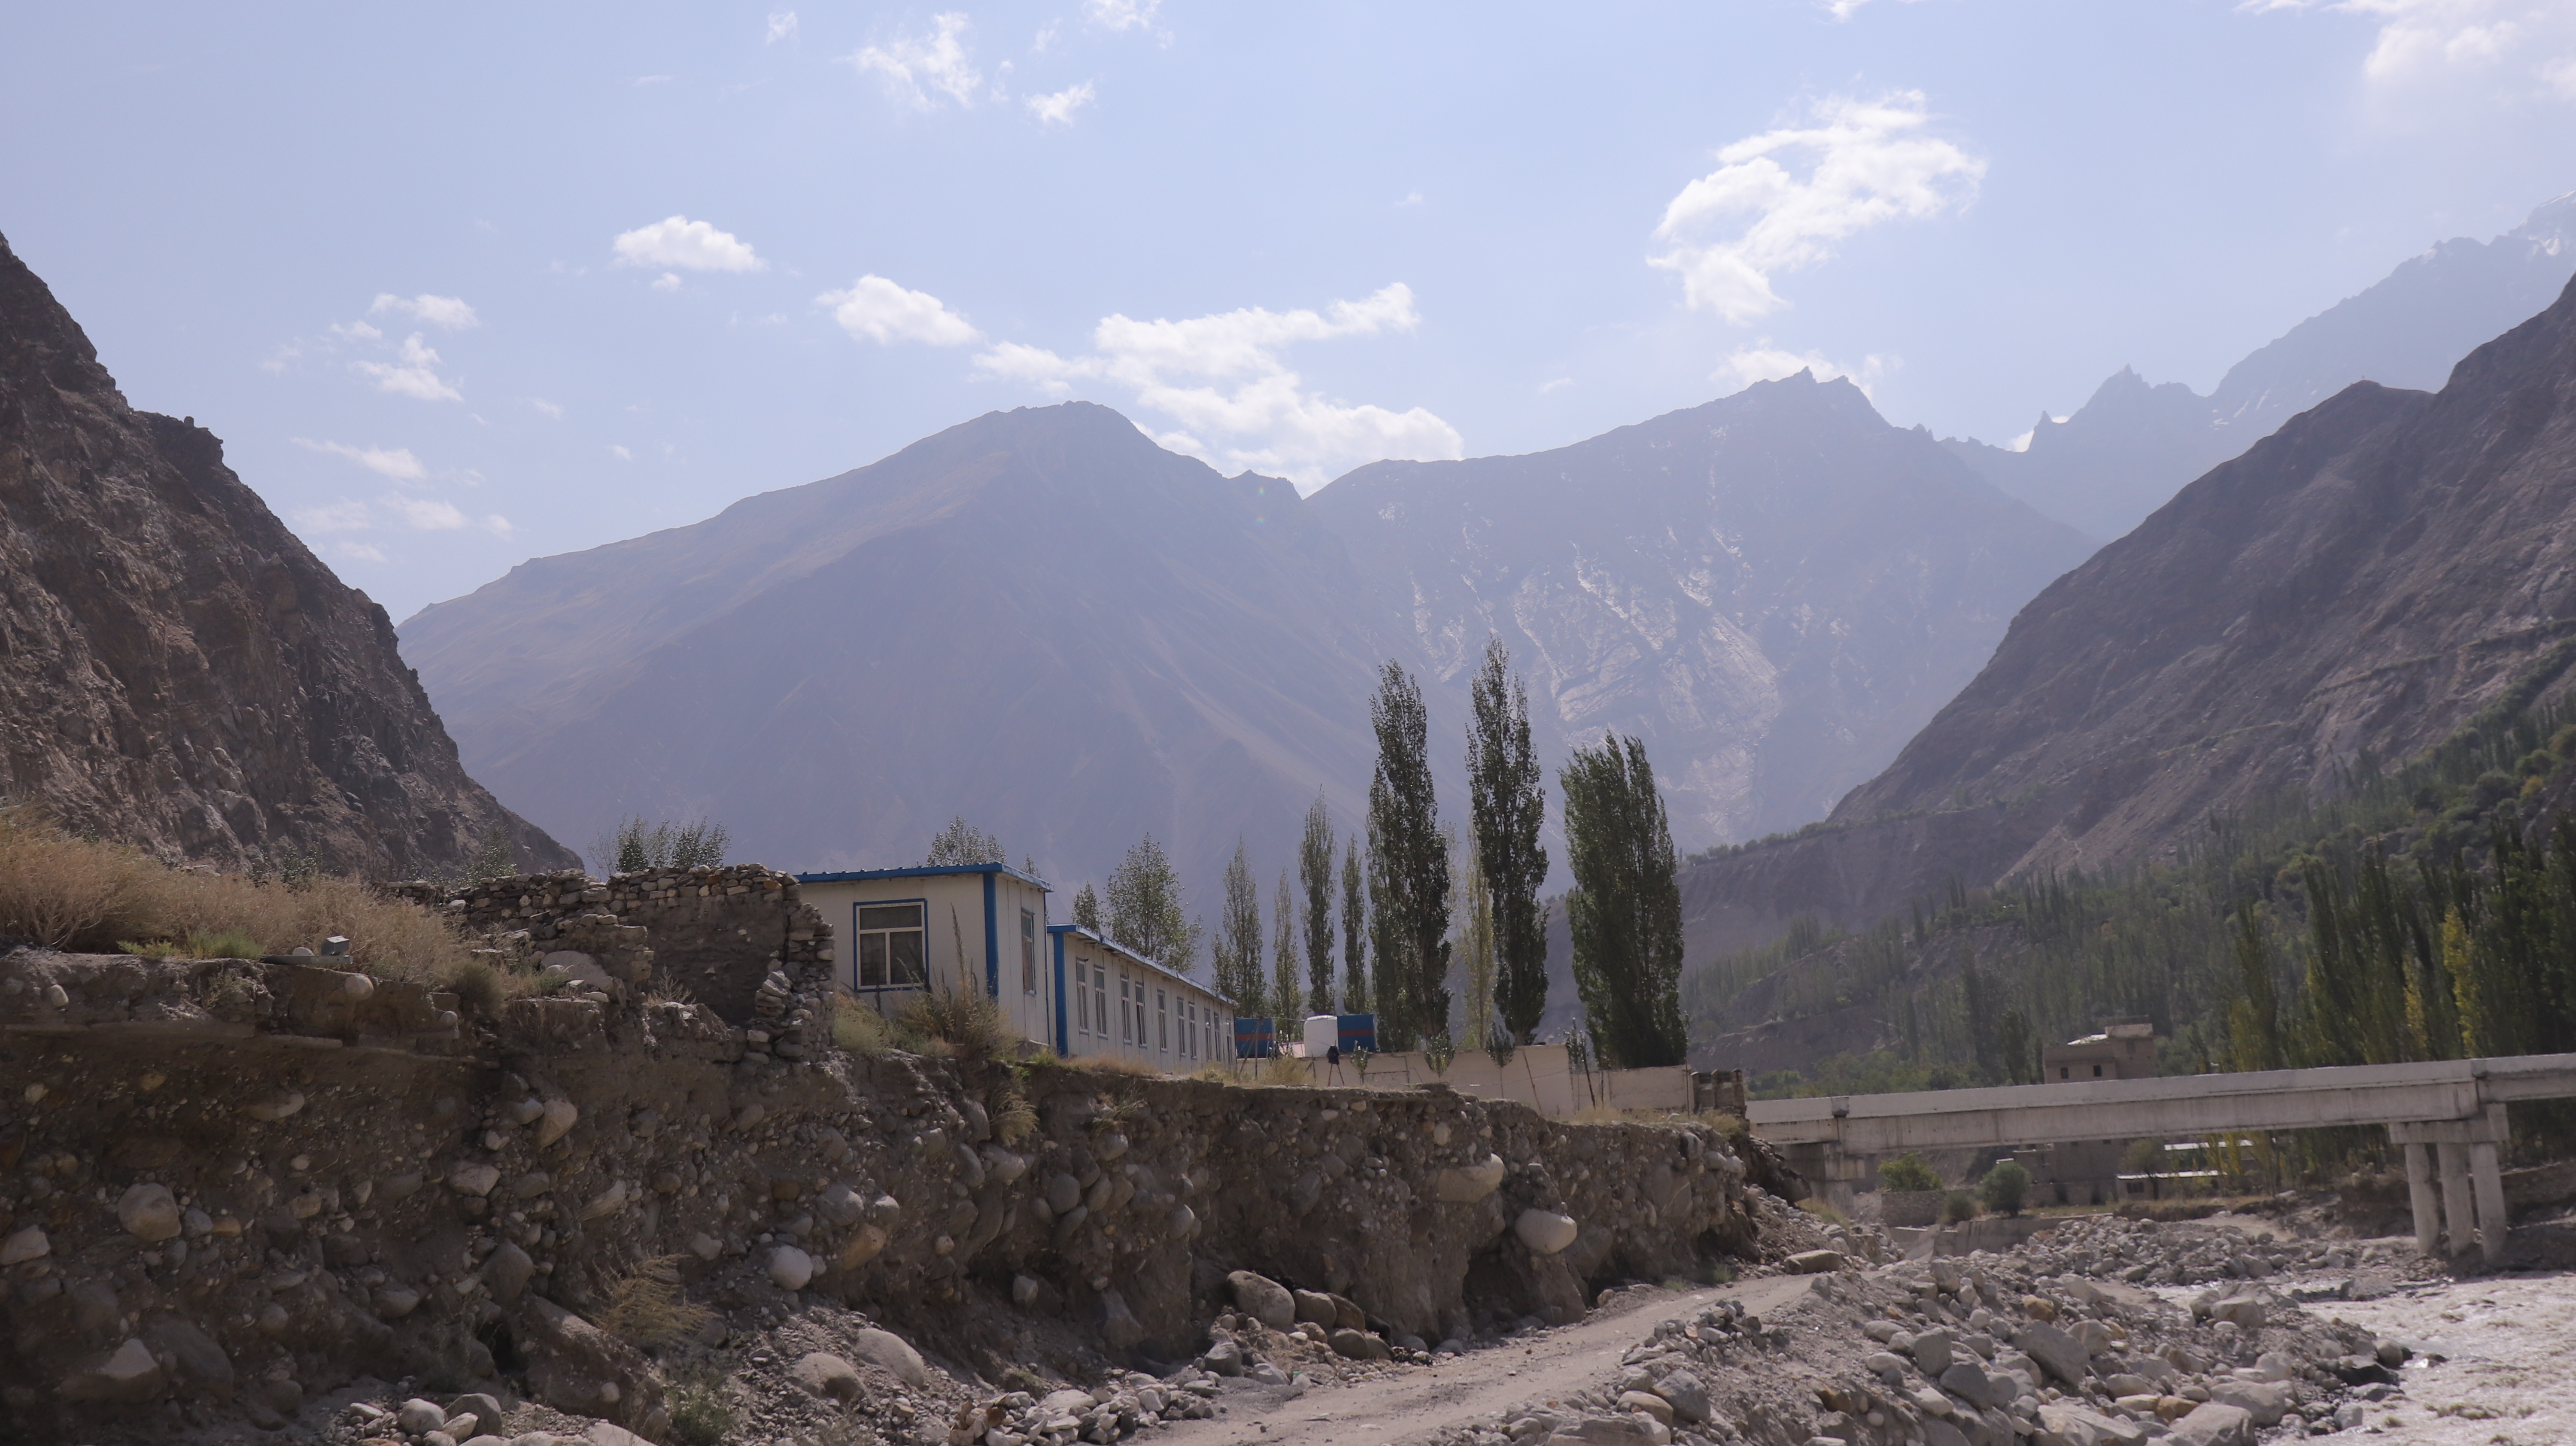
[0,945,1780,1444]
[391,864,835,1054]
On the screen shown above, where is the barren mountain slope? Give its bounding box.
[1310,373,2095,851]
[1695,270,2576,939]
[401,401,1393,890]
[0,231,568,877]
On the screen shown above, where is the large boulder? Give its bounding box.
[59,1339,165,1403]
[2014,1322,2089,1387]
[1436,1154,1507,1202]
[2034,1403,2146,1446]
[1515,1209,1579,1255]
[2206,1380,2291,1427]
[116,1183,183,1242]
[1227,1270,1297,1329]
[2168,1403,2254,1446]
[791,1352,864,1403]
[850,1326,927,1388]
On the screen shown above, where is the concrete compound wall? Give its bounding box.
[1255,1047,1698,1119]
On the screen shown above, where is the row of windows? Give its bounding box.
[850,900,1221,1062]
[1069,955,1219,1060]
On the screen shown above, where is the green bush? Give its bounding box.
[1939,1189,1981,1225]
[1879,1153,1941,1193]
[1979,1160,2033,1217]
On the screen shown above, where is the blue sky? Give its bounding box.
[6,1,2573,619]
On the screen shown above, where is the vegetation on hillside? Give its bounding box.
[1686,650,2576,1161]
[1563,735,1691,1068]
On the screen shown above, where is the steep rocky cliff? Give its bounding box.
[1683,269,2576,946]
[0,231,568,878]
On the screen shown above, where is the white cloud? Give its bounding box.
[2249,0,2576,96]
[634,74,674,87]
[652,272,683,293]
[1651,91,1984,325]
[1026,82,1095,125]
[848,13,984,110]
[386,496,471,531]
[973,283,1464,488]
[330,541,390,565]
[1540,377,1575,393]
[1084,0,1160,30]
[330,320,382,341]
[291,499,376,534]
[1712,341,1893,397]
[610,444,635,461]
[352,333,464,402]
[766,10,799,43]
[369,293,480,330]
[817,275,982,346]
[479,513,515,538]
[1824,0,1929,18]
[1033,19,1060,49]
[612,216,766,273]
[292,437,428,480]
[532,398,565,419]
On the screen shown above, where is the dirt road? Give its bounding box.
[1157,1275,1822,1446]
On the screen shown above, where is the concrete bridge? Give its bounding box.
[1745,1051,2576,1262]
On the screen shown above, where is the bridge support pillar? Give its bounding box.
[2401,1143,2439,1254]
[2390,1103,2510,1263]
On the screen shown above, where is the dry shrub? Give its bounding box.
[1068,1053,1160,1078]
[898,986,1010,1060]
[596,1256,712,1349]
[990,1075,1037,1143]
[833,995,932,1056]
[0,805,467,982]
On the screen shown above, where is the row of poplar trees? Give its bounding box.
[1204,640,1689,1069]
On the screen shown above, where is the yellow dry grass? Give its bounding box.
[0,805,468,985]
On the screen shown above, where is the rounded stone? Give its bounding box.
[1513,1209,1579,1255]
[769,1244,815,1291]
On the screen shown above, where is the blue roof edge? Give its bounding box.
[797,863,1051,890]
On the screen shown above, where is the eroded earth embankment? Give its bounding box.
[0,946,1784,1445]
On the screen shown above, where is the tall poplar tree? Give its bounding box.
[1367,661,1449,1049]
[1560,735,1688,1069]
[1213,840,1263,1015]
[1272,871,1301,1024]
[1340,838,1370,1014]
[1468,637,1550,1043]
[1299,794,1337,1015]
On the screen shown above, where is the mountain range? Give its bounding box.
[1674,264,2576,972]
[1946,191,2576,541]
[399,378,2087,917]
[0,231,568,877]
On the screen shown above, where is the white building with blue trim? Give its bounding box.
[793,863,1231,1072]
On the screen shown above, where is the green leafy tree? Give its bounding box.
[1561,735,1689,1069]
[1272,870,1300,1024]
[1469,638,1551,1044]
[925,817,1005,866]
[1340,838,1370,1014]
[1366,662,1449,1050]
[1106,834,1201,975]
[1979,1159,2032,1217]
[1071,882,1102,932]
[1880,1154,1942,1192]
[1300,794,1337,1015]
[1212,840,1264,1014]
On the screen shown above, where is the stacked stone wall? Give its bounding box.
[390,864,835,1059]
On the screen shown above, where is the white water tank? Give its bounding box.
[1303,1015,1340,1060]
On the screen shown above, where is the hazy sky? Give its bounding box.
[6,2,2573,619]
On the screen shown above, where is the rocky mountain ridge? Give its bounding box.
[0,231,568,878]
[1675,265,2576,951]
[402,380,2089,910]
[1948,191,2576,541]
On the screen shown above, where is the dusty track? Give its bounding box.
[1160,1276,1820,1446]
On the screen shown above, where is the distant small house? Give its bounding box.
[791,863,1230,1073]
[1048,924,1231,1070]
[2042,1016,2158,1082]
[794,864,1056,1051]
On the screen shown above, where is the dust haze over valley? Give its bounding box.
[13,6,2576,1446]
